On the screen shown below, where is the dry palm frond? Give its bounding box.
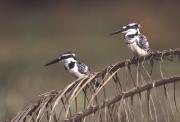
[9,48,180,122]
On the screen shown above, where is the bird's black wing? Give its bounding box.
[77,61,89,75]
[136,34,150,50]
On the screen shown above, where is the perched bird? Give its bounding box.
[45,52,99,87]
[110,23,152,60]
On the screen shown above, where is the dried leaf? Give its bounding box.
[9,48,180,122]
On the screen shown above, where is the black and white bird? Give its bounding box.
[45,52,99,87]
[110,23,152,60]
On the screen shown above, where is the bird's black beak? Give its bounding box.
[109,28,124,36]
[44,58,61,66]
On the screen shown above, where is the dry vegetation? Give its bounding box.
[8,48,180,122]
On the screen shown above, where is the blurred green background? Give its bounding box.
[0,0,180,120]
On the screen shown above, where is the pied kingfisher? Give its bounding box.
[45,52,99,87]
[110,23,152,60]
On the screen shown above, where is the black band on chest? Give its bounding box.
[68,62,75,69]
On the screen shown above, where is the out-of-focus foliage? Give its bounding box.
[0,1,179,121]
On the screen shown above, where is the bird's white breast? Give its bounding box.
[128,42,148,57]
[69,64,86,78]
[63,57,88,78]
